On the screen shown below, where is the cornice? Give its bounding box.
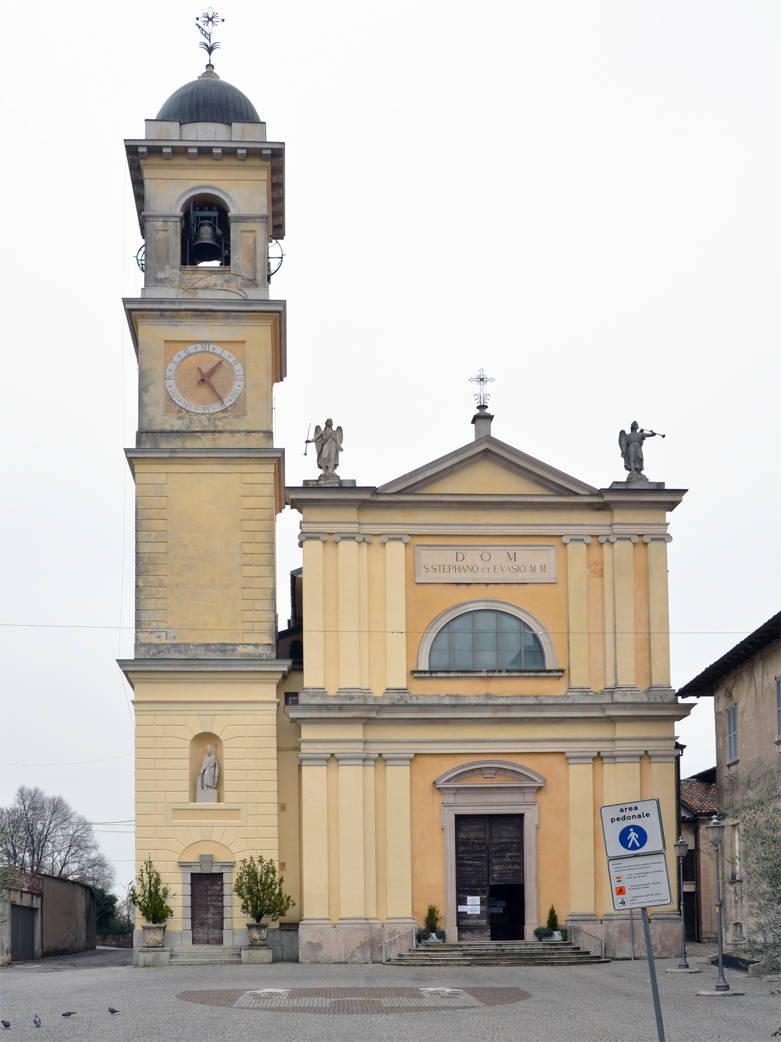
[287,698,691,723]
[126,447,284,461]
[125,138,285,238]
[122,297,287,357]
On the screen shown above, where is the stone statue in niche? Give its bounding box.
[196,744,219,803]
[306,419,343,484]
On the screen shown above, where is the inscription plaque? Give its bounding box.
[415,545,556,583]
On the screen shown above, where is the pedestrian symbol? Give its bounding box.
[619,824,648,851]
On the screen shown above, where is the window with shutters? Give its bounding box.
[726,703,738,763]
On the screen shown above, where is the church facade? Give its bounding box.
[120,61,690,963]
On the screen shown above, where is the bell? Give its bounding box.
[191,220,221,263]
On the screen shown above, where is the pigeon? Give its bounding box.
[1,1021,10,1029]
[33,1014,41,1028]
[62,1011,78,1017]
[108,1007,120,1015]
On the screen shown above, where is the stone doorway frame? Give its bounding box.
[178,853,235,946]
[434,760,545,942]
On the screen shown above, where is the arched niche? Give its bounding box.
[190,732,223,803]
[434,760,546,942]
[179,191,233,267]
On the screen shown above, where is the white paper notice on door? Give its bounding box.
[466,895,480,905]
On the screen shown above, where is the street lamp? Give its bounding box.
[673,835,689,969]
[705,814,730,992]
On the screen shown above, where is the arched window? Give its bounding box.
[416,600,558,674]
[428,609,544,671]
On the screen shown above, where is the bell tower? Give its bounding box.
[119,17,291,955]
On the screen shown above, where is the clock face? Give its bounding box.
[165,343,245,414]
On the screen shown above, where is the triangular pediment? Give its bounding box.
[378,437,597,497]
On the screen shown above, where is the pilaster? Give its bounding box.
[566,753,596,915]
[300,534,326,690]
[336,753,366,918]
[643,535,673,691]
[383,753,413,920]
[382,536,409,692]
[600,537,617,689]
[299,753,329,920]
[563,536,591,690]
[610,535,639,689]
[335,536,360,691]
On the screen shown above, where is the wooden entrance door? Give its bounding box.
[191,873,223,945]
[455,814,524,941]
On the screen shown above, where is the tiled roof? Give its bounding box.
[680,775,718,816]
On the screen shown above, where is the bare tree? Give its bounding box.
[0,786,114,890]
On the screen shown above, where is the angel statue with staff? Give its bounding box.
[618,421,665,479]
[305,418,343,481]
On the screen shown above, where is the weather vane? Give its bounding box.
[469,368,495,407]
[196,8,225,64]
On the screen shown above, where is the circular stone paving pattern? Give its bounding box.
[177,986,530,1014]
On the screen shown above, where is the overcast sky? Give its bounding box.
[1,0,778,895]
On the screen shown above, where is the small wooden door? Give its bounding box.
[11,905,36,961]
[191,873,223,945]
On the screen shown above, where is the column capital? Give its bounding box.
[566,752,596,764]
[643,534,673,544]
[380,534,411,543]
[333,534,373,542]
[381,753,414,766]
[299,752,330,766]
[334,753,368,766]
[562,535,593,544]
[600,752,642,764]
[299,532,328,545]
[599,534,639,543]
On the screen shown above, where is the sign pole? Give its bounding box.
[641,906,665,1042]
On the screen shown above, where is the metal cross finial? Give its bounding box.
[196,8,225,63]
[469,368,495,407]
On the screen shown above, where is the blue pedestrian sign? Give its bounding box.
[619,824,648,851]
[600,799,665,859]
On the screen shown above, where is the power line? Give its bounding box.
[2,753,132,767]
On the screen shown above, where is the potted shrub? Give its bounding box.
[546,905,563,941]
[234,855,294,946]
[417,904,446,944]
[130,856,173,948]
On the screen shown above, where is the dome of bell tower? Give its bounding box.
[156,65,261,124]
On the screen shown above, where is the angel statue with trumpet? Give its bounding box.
[618,421,665,479]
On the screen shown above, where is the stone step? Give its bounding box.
[169,946,242,965]
[394,942,608,967]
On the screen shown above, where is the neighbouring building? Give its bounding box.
[0,874,96,965]
[677,612,781,949]
[679,766,718,941]
[119,49,693,963]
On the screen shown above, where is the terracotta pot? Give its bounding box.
[141,924,166,948]
[247,922,269,946]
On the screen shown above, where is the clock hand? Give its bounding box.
[196,365,225,404]
[199,358,224,381]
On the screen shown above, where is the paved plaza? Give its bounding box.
[0,945,778,1041]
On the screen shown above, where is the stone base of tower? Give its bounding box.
[567,912,681,960]
[298,917,417,963]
